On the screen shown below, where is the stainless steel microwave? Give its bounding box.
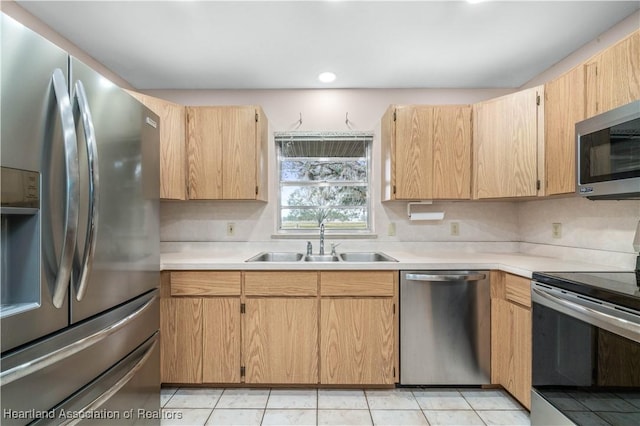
[576,100,640,200]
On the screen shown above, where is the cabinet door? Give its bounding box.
[160,298,202,383]
[491,299,531,409]
[474,86,542,199]
[586,30,640,117]
[320,298,395,385]
[223,106,258,199]
[395,106,433,200]
[202,298,241,383]
[432,106,471,199]
[186,107,224,199]
[126,92,186,200]
[545,66,584,195]
[243,298,318,384]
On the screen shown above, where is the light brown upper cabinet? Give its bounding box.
[544,66,585,196]
[186,106,268,200]
[473,86,545,199]
[585,30,640,118]
[381,105,472,201]
[126,91,187,200]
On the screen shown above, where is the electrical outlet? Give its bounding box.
[450,222,460,236]
[227,222,235,236]
[552,223,562,239]
[388,222,396,236]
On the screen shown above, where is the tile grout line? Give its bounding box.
[259,388,271,426]
[201,387,223,426]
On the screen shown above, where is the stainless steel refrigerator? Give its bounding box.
[1,13,160,425]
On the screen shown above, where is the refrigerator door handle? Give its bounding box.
[59,337,158,426]
[0,294,157,386]
[72,80,100,301]
[405,273,487,282]
[51,68,80,309]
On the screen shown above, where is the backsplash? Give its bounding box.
[517,197,640,269]
[160,199,520,243]
[160,196,640,270]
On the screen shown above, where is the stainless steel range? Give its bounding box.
[531,271,640,426]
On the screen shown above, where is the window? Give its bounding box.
[276,132,373,233]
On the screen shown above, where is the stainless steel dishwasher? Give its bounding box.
[400,270,491,385]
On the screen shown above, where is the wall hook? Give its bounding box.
[292,112,302,129]
[345,112,353,129]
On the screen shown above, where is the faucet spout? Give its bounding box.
[319,223,325,255]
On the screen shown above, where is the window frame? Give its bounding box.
[275,131,374,235]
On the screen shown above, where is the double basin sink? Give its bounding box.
[246,251,398,263]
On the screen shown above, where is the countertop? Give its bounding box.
[161,245,626,278]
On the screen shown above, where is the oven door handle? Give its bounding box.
[532,286,640,344]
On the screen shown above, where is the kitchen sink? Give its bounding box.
[245,252,304,262]
[245,251,397,263]
[339,252,398,262]
[304,254,340,262]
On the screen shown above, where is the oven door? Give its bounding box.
[531,282,640,426]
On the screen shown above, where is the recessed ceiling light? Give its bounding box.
[318,72,337,83]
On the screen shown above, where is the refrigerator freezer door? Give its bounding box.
[32,334,160,426]
[69,57,160,323]
[0,290,158,425]
[1,13,71,352]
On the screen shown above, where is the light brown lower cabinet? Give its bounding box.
[160,297,203,383]
[320,298,395,385]
[202,298,241,383]
[161,270,397,386]
[161,271,241,384]
[491,272,532,410]
[243,298,318,384]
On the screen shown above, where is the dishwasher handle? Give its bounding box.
[405,273,486,282]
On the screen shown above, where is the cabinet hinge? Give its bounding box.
[240,366,246,377]
[536,94,540,106]
[240,303,246,314]
[255,112,259,122]
[536,180,541,190]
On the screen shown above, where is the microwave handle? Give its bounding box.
[532,285,640,344]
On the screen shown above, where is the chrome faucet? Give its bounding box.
[319,223,325,255]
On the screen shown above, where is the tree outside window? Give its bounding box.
[276,132,372,232]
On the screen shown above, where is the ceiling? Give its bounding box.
[16,1,640,90]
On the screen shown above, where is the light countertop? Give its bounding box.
[161,245,626,278]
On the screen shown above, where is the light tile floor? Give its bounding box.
[160,387,530,426]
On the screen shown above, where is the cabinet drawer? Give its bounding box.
[320,271,395,297]
[244,271,317,296]
[505,273,531,308]
[170,271,241,296]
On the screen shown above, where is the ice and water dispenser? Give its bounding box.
[1,167,40,318]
